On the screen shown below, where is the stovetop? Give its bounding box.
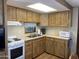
[13,38,21,41]
[8,38,21,43]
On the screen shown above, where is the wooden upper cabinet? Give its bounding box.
[26,11,33,22]
[48,11,71,27]
[22,9,27,22]
[7,6,40,22]
[40,15,48,26]
[48,13,57,26]
[17,8,27,22]
[32,12,40,23]
[59,11,71,27]
[7,6,17,21]
[35,13,40,23]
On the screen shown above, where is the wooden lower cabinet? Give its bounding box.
[45,38,69,59]
[54,39,69,59]
[33,39,39,58]
[33,37,45,58]
[25,37,69,59]
[46,37,55,55]
[54,39,65,58]
[25,41,33,59]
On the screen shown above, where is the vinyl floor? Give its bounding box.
[35,53,62,59]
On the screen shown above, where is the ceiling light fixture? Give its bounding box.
[27,3,57,12]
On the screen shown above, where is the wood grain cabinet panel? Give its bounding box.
[35,13,40,23]
[54,39,65,58]
[21,9,27,22]
[59,11,71,27]
[17,8,22,22]
[45,37,69,59]
[25,37,69,59]
[38,38,45,54]
[40,15,48,26]
[55,12,61,26]
[26,11,33,22]
[46,37,55,55]
[33,37,45,58]
[17,8,27,22]
[33,39,39,58]
[7,6,40,22]
[25,41,33,59]
[48,11,71,27]
[7,6,17,21]
[32,12,40,23]
[48,14,52,26]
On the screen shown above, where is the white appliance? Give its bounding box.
[7,21,22,26]
[59,31,71,38]
[8,36,25,59]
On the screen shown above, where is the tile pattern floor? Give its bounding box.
[35,53,62,59]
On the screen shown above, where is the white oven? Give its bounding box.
[8,40,25,59]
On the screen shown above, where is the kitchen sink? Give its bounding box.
[27,34,41,38]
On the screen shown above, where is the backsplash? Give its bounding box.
[8,26,25,40]
[46,27,70,36]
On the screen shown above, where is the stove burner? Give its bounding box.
[8,41,12,43]
[13,38,21,41]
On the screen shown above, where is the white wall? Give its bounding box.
[69,8,78,54]
[46,8,78,54]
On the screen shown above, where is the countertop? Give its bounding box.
[25,34,70,41]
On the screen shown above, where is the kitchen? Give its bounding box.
[0,0,79,59]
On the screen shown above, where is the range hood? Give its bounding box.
[7,21,22,26]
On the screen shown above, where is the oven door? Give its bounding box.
[11,47,23,59]
[8,41,24,59]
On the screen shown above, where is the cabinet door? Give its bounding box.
[26,11,33,22]
[38,38,45,55]
[22,9,27,22]
[48,14,56,26]
[17,8,22,22]
[40,15,48,26]
[17,8,26,22]
[46,37,55,55]
[33,38,45,58]
[32,12,40,23]
[35,13,40,23]
[48,11,71,27]
[33,39,39,58]
[60,11,71,27]
[54,39,65,58]
[7,6,17,21]
[25,41,32,59]
[55,12,61,26]
[48,14,52,26]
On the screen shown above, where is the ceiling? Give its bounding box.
[7,0,69,13]
[66,0,79,7]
